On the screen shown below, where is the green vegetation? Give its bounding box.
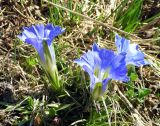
[0,0,160,126]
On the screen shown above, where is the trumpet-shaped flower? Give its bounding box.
[74,43,129,99]
[115,34,148,66]
[17,23,65,63]
[17,23,65,92]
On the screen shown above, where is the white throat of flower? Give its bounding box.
[94,66,110,81]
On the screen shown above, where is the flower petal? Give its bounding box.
[48,43,56,63]
[115,34,148,66]
[115,34,130,53]
[25,38,45,61]
[109,54,129,82]
[101,78,111,94]
[33,24,45,38]
[45,24,65,45]
[22,26,37,38]
[92,42,100,52]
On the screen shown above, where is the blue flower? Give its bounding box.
[18,23,65,92]
[74,43,129,97]
[115,34,148,66]
[17,23,65,62]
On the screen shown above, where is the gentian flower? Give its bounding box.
[17,23,65,62]
[18,23,65,91]
[74,43,129,99]
[115,34,148,66]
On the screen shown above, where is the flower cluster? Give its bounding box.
[18,23,148,99]
[18,23,65,92]
[75,34,148,99]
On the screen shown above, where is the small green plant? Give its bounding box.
[126,67,151,103]
[5,96,73,125]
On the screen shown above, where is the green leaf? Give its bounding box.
[126,89,137,98]
[156,93,160,97]
[26,56,38,67]
[45,108,56,117]
[115,0,143,32]
[27,96,34,108]
[138,88,151,99]
[57,103,73,111]
[47,103,60,108]
[130,73,138,81]
[47,103,73,112]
